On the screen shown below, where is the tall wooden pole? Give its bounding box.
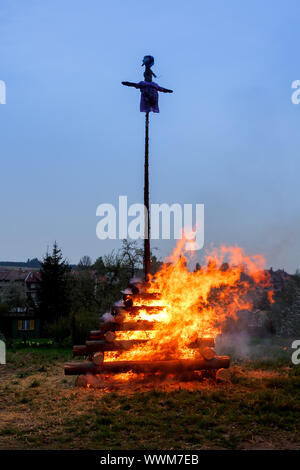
[144,112,150,280]
[122,68,173,281]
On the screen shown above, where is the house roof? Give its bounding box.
[0,268,40,282]
[25,271,40,282]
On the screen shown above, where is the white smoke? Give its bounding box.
[215,332,251,360]
[102,312,115,323]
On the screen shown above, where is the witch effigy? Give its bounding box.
[122,56,173,279]
[122,55,173,113]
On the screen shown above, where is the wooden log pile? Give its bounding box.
[65,357,230,376]
[64,278,230,382]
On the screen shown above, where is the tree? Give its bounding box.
[94,249,132,313]
[26,258,41,268]
[120,240,143,278]
[77,255,92,270]
[103,249,125,282]
[271,274,300,336]
[93,256,106,275]
[38,242,71,325]
[1,282,27,311]
[70,270,98,312]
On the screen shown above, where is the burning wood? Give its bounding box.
[65,361,102,375]
[65,356,230,376]
[90,330,105,339]
[92,351,104,365]
[121,290,161,301]
[86,339,148,351]
[97,320,156,332]
[73,339,148,356]
[200,347,216,361]
[104,331,116,342]
[65,240,273,387]
[73,338,214,356]
[111,305,165,315]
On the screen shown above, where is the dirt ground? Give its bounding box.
[0,347,299,450]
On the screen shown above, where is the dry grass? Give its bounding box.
[0,347,300,450]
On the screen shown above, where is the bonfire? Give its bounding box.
[64,239,273,388]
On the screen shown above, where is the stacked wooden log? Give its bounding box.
[64,278,230,382]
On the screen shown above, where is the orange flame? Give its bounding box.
[106,239,273,363]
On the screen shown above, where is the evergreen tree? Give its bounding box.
[93,256,106,275]
[38,242,71,324]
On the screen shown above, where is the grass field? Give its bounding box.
[0,339,300,450]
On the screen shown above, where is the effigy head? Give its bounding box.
[142,55,154,67]
[142,55,156,82]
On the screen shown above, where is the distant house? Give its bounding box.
[0,267,41,339]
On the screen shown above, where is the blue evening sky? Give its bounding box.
[0,0,299,272]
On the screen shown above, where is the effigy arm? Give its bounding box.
[122,81,141,89]
[157,86,173,93]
